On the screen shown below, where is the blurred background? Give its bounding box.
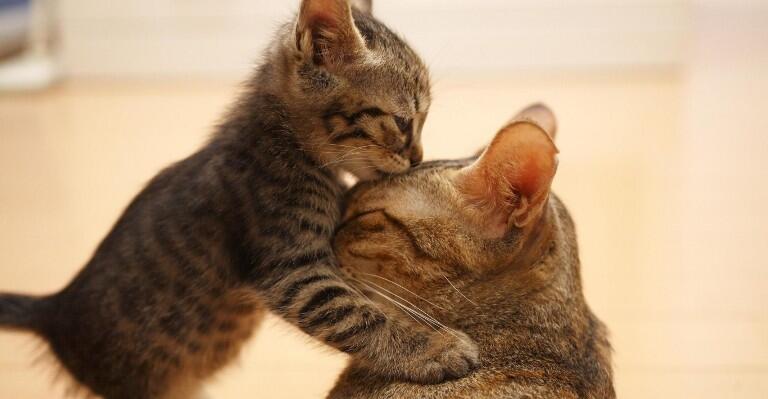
[0,0,766,398]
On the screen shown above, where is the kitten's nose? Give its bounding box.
[409,145,423,166]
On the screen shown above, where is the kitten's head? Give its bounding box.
[334,104,561,308]
[276,0,430,180]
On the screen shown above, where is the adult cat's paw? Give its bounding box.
[401,329,480,384]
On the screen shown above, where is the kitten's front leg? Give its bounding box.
[359,315,480,383]
[266,263,479,383]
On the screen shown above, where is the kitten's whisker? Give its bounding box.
[361,272,447,311]
[318,147,378,168]
[328,145,379,157]
[324,142,379,152]
[441,273,479,307]
[326,144,380,150]
[319,155,369,168]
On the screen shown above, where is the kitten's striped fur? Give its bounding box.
[0,1,478,398]
[330,105,615,398]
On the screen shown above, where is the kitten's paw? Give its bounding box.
[403,330,480,384]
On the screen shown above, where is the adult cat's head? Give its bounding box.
[336,104,561,299]
[256,0,429,180]
[333,104,614,398]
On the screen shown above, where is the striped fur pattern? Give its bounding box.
[330,105,616,398]
[0,1,479,398]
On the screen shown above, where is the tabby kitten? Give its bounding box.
[0,1,479,398]
[330,104,615,398]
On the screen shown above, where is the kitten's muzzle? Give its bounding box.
[394,115,421,166]
[407,144,423,167]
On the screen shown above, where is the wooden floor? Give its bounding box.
[0,67,766,398]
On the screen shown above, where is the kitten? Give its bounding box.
[0,1,478,397]
[330,104,615,398]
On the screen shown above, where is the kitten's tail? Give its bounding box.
[0,293,42,332]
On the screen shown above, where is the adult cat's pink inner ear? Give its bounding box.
[456,121,559,231]
[297,0,367,66]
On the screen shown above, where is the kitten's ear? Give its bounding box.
[350,0,373,14]
[456,117,559,235]
[296,0,367,68]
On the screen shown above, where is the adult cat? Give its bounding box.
[0,1,478,398]
[331,104,615,398]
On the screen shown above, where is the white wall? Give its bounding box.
[670,1,768,314]
[56,0,689,78]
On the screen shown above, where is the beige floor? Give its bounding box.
[0,67,766,398]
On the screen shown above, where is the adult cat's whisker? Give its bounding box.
[360,277,448,320]
[441,273,479,307]
[343,280,395,326]
[359,278,461,340]
[355,279,442,335]
[361,272,447,311]
[352,278,439,334]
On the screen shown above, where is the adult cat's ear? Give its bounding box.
[350,0,373,14]
[456,112,559,235]
[470,104,556,158]
[514,103,557,140]
[296,0,368,68]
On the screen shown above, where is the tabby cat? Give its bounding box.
[0,1,479,397]
[330,104,615,398]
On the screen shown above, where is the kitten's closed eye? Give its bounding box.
[394,116,413,136]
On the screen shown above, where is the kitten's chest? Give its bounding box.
[216,138,345,240]
[245,166,344,232]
